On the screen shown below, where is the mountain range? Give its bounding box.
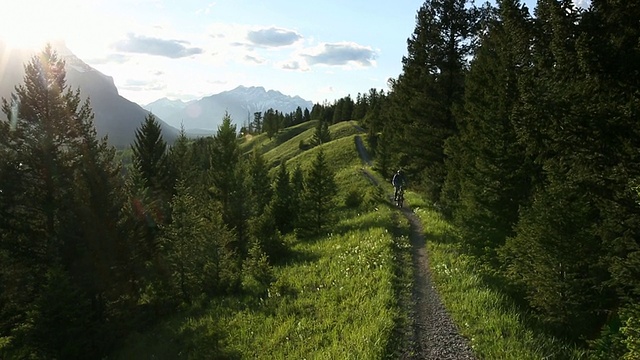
[143,86,314,132]
[0,42,314,147]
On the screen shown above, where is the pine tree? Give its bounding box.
[501,0,615,338]
[131,113,172,200]
[387,0,483,201]
[271,161,295,234]
[294,106,304,125]
[575,1,640,354]
[209,112,240,215]
[312,120,331,146]
[248,148,272,216]
[160,180,238,302]
[310,103,323,120]
[263,108,278,139]
[209,112,250,257]
[0,45,128,358]
[303,108,311,122]
[290,165,305,231]
[298,149,338,237]
[442,0,535,261]
[168,125,193,183]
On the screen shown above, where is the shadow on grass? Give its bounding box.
[279,246,321,266]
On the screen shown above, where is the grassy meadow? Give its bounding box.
[113,122,413,359]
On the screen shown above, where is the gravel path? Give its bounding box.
[400,207,476,359]
[353,131,476,359]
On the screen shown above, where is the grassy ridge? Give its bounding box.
[263,121,362,169]
[115,118,585,358]
[240,121,317,156]
[113,122,411,358]
[209,129,405,358]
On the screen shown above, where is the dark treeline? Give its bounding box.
[370,0,640,357]
[0,46,340,358]
[242,89,387,141]
[241,106,311,138]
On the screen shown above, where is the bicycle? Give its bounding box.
[395,186,404,207]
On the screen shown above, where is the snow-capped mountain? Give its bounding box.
[143,86,314,131]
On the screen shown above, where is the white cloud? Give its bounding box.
[244,54,266,64]
[196,2,217,15]
[246,27,302,47]
[301,42,377,67]
[114,33,203,58]
[280,60,306,71]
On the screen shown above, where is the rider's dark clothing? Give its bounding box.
[392,172,405,200]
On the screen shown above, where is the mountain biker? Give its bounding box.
[392,169,406,201]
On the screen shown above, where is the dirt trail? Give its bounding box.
[353,130,475,359]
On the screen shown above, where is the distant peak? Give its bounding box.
[232,85,266,92]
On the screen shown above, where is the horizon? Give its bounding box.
[1,0,588,106]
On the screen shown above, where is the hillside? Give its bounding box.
[110,121,414,358]
[112,120,585,359]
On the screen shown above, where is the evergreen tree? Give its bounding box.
[209,112,241,216]
[310,103,323,120]
[271,161,295,235]
[263,108,278,139]
[294,106,304,125]
[131,113,172,198]
[209,112,249,256]
[160,181,238,302]
[303,108,311,122]
[312,120,331,146]
[248,148,272,215]
[290,165,305,231]
[241,238,275,296]
[442,0,535,261]
[501,0,615,338]
[298,149,338,237]
[353,93,367,120]
[387,0,483,201]
[169,125,193,183]
[248,204,287,263]
[252,111,263,133]
[0,45,128,358]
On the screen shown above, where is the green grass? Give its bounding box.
[112,122,412,359]
[117,118,588,359]
[208,208,399,358]
[358,146,587,359]
[263,121,362,169]
[240,121,318,156]
[409,203,587,360]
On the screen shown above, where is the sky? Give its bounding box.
[1,0,588,106]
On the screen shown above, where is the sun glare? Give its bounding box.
[0,0,85,51]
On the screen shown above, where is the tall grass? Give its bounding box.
[410,203,587,360]
[205,208,399,358]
